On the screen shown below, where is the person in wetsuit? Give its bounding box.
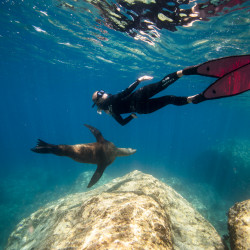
[92,55,250,126]
[92,70,202,126]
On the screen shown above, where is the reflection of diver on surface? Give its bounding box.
[58,0,247,42]
[92,55,250,126]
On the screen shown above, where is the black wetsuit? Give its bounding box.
[98,72,189,126]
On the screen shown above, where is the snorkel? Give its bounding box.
[97,108,102,115]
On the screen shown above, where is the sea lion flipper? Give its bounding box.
[87,164,106,188]
[84,124,105,143]
[31,139,56,154]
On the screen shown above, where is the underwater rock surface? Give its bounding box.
[228,199,250,250]
[191,138,250,200]
[6,170,225,249]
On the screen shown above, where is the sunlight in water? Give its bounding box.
[0,0,250,249]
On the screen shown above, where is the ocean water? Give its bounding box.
[0,0,250,248]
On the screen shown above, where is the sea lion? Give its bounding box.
[31,124,136,188]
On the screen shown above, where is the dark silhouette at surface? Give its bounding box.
[58,0,248,43]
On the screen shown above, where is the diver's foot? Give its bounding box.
[187,93,206,104]
[187,94,199,103]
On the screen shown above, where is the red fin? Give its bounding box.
[203,63,250,99]
[197,55,250,78]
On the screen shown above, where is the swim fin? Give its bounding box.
[183,55,250,78]
[202,63,250,100]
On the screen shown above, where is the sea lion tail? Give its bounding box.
[31,139,57,154]
[116,147,137,157]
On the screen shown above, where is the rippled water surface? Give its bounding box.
[1,0,250,72]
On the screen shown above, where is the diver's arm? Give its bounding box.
[117,80,140,99]
[118,75,153,99]
[112,113,136,126]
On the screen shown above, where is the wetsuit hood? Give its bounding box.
[92,90,105,108]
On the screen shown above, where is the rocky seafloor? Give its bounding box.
[5,170,250,250]
[2,137,250,249]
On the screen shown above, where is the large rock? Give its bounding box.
[6,170,226,249]
[228,199,250,250]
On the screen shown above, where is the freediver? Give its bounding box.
[92,55,250,126]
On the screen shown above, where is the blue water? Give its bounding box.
[1,0,250,248]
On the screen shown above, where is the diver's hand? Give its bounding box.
[131,113,137,119]
[138,75,153,82]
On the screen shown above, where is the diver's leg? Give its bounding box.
[137,95,188,114]
[134,71,182,100]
